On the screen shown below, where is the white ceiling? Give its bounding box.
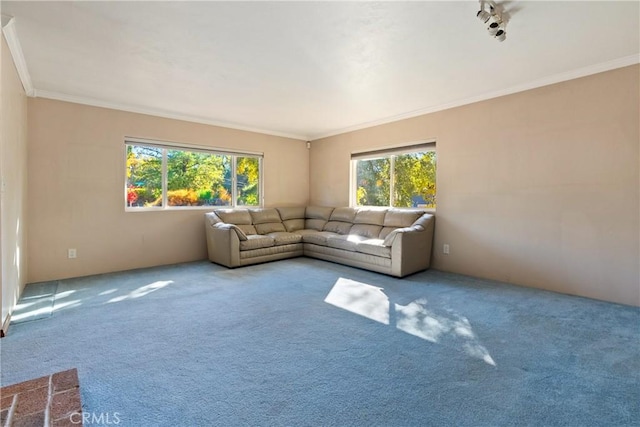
[2,1,639,140]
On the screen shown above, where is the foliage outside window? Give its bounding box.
[353,145,436,209]
[126,141,261,209]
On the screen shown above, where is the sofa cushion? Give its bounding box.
[304,244,392,268]
[295,229,322,236]
[250,208,282,224]
[323,221,353,235]
[237,224,258,235]
[350,224,383,239]
[255,222,286,234]
[239,244,303,260]
[329,207,357,222]
[305,219,328,231]
[277,206,306,220]
[302,231,338,246]
[326,235,365,252]
[283,219,305,232]
[306,206,334,220]
[267,232,303,246]
[354,208,386,226]
[383,209,424,227]
[356,239,391,258]
[239,235,275,251]
[216,208,252,225]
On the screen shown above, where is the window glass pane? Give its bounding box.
[126,145,163,207]
[125,140,262,210]
[236,156,260,206]
[167,149,231,206]
[355,157,391,206]
[393,151,437,208]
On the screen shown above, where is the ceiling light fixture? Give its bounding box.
[476,0,507,42]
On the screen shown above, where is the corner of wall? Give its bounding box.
[1,31,29,333]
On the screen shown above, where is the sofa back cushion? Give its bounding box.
[283,219,305,232]
[354,208,386,226]
[305,206,334,231]
[412,213,434,231]
[276,207,306,232]
[276,207,306,220]
[329,207,357,222]
[249,208,281,224]
[255,222,286,234]
[217,208,252,224]
[306,206,334,220]
[216,209,257,235]
[351,208,385,238]
[383,209,424,227]
[323,221,353,235]
[322,207,357,234]
[249,208,287,235]
[350,224,382,239]
[305,219,327,231]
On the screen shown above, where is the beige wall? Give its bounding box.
[1,34,29,329]
[310,65,640,306]
[27,99,309,282]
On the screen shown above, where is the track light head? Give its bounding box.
[487,21,501,36]
[477,10,491,23]
[476,0,508,42]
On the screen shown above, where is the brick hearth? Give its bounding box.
[0,368,83,426]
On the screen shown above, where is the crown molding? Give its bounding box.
[5,9,636,145]
[309,54,640,141]
[35,90,309,141]
[2,17,36,97]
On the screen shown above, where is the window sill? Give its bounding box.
[125,205,262,213]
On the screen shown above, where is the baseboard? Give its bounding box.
[1,313,11,338]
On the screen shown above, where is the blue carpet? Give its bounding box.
[1,258,638,426]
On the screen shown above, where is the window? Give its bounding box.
[351,142,436,209]
[125,139,262,209]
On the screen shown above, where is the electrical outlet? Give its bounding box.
[443,244,450,255]
[68,248,77,259]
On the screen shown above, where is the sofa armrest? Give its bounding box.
[383,226,419,246]
[205,211,222,225]
[213,223,248,241]
[390,214,435,277]
[205,218,241,267]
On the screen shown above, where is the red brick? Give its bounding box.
[50,387,82,421]
[0,375,49,396]
[12,410,45,427]
[1,393,15,410]
[52,369,79,393]
[13,386,49,417]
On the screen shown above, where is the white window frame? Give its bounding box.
[349,140,436,211]
[125,137,264,211]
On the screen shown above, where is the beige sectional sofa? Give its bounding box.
[204,206,435,277]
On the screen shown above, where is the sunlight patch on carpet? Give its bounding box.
[396,299,496,366]
[325,278,496,366]
[324,278,389,324]
[107,280,173,303]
